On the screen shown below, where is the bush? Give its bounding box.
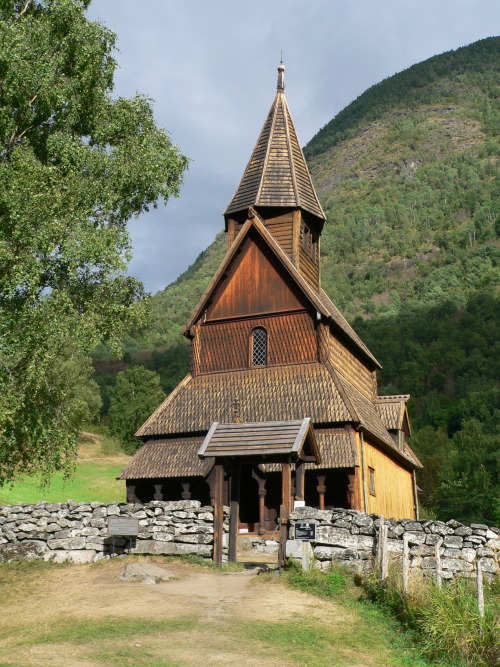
[362,572,499,666]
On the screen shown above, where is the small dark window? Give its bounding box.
[368,467,376,496]
[251,328,267,366]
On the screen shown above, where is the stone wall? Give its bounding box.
[287,508,499,579]
[0,500,228,563]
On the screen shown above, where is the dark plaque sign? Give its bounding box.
[108,516,139,537]
[294,520,316,541]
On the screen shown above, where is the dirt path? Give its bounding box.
[0,559,403,667]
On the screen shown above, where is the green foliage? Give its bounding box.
[0,0,187,484]
[283,560,348,597]
[108,366,164,453]
[362,573,499,666]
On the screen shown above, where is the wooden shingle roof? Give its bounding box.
[224,66,325,221]
[136,363,352,438]
[198,418,320,463]
[373,395,411,433]
[118,437,212,480]
[260,427,358,472]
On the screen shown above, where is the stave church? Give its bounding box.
[118,63,422,531]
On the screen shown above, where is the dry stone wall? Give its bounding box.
[0,500,229,563]
[287,508,499,579]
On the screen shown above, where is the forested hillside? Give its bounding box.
[94,37,499,524]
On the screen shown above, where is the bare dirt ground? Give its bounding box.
[0,558,403,667]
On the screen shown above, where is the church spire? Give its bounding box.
[224,63,325,223]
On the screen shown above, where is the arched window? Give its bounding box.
[251,327,267,366]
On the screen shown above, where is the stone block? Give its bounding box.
[18,523,38,532]
[47,536,86,550]
[198,512,213,520]
[430,523,451,536]
[107,505,120,516]
[421,557,437,569]
[410,545,434,557]
[314,546,349,561]
[403,522,423,532]
[316,526,374,551]
[478,557,497,573]
[476,547,494,558]
[460,548,477,563]
[352,514,373,528]
[160,500,202,511]
[486,529,498,539]
[177,533,212,545]
[406,532,426,545]
[152,533,174,542]
[443,548,462,559]
[485,539,500,550]
[47,550,96,564]
[470,523,488,531]
[443,535,463,548]
[131,540,211,557]
[441,558,473,572]
[454,526,472,537]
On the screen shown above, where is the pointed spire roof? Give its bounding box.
[225,63,326,221]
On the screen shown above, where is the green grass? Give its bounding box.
[28,616,196,646]
[0,461,126,505]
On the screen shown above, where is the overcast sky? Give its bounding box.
[87,1,499,294]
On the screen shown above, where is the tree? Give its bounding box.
[108,367,164,454]
[0,0,188,484]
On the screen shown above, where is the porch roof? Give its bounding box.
[198,418,321,464]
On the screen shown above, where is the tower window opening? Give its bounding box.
[251,328,267,366]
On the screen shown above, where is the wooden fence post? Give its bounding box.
[435,537,443,589]
[402,533,410,594]
[381,521,389,581]
[477,559,485,624]
[278,504,288,572]
[375,515,384,573]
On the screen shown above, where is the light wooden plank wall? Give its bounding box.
[361,437,415,519]
[298,248,319,291]
[328,335,375,400]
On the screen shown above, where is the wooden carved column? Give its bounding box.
[181,482,191,500]
[126,482,138,504]
[251,468,267,535]
[153,481,163,501]
[316,474,326,510]
[295,460,305,503]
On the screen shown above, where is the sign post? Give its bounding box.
[293,520,316,572]
[107,516,139,556]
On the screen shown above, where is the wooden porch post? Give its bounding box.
[181,482,191,500]
[213,464,224,567]
[229,463,240,563]
[295,460,305,502]
[316,474,326,510]
[282,461,293,513]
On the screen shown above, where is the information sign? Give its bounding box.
[107,516,139,537]
[294,520,316,541]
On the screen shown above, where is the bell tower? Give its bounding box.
[224,63,326,291]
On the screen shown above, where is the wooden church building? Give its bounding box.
[119,63,421,526]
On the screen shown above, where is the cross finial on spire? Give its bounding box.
[277,55,285,93]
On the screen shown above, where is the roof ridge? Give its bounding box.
[281,94,301,208]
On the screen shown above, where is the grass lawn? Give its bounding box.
[0,557,440,667]
[0,431,130,505]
